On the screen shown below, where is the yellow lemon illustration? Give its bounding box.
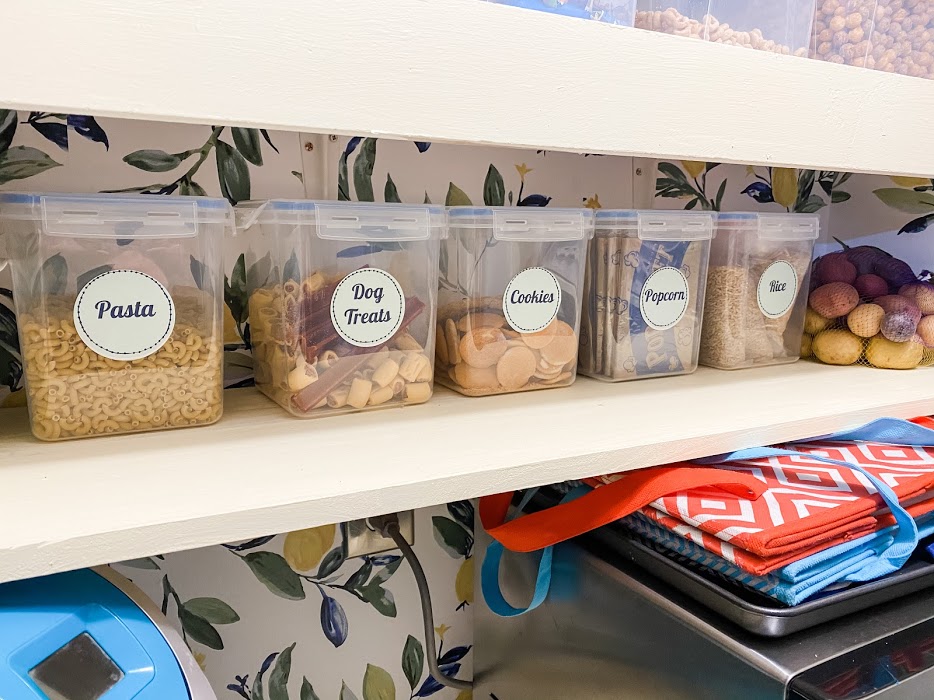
[456,690,473,700]
[1,390,27,408]
[194,652,207,672]
[890,176,931,188]
[223,304,241,344]
[455,557,474,605]
[680,160,706,179]
[772,168,798,208]
[283,524,336,572]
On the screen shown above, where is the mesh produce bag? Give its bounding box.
[803,245,934,369]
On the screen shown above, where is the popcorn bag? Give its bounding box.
[804,245,934,369]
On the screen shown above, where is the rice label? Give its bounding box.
[639,266,689,330]
[73,269,176,361]
[330,268,405,347]
[757,260,798,319]
[503,267,562,333]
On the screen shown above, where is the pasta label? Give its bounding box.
[639,266,689,331]
[73,269,176,361]
[329,268,406,347]
[757,260,798,319]
[503,267,562,334]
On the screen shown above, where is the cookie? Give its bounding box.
[538,371,573,385]
[445,318,461,365]
[436,323,450,365]
[457,312,507,333]
[496,346,537,390]
[521,319,557,350]
[460,327,508,369]
[454,362,500,391]
[539,320,578,366]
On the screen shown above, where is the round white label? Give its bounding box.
[330,268,405,347]
[73,269,175,361]
[503,267,562,334]
[640,267,690,330]
[757,260,799,319]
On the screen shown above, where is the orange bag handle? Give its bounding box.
[479,466,766,553]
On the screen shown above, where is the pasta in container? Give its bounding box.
[0,193,229,440]
[236,201,444,418]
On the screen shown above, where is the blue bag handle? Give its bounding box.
[482,486,589,617]
[819,416,934,446]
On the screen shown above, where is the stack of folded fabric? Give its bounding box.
[585,430,934,605]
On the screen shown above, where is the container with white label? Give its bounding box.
[438,207,594,396]
[579,210,714,382]
[0,193,229,440]
[699,212,819,370]
[235,201,444,417]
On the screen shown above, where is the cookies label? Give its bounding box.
[639,266,689,330]
[503,267,562,334]
[757,260,798,319]
[330,268,405,347]
[73,269,176,361]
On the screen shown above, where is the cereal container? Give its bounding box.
[438,207,594,396]
[579,210,714,381]
[636,0,814,55]
[699,212,819,370]
[236,201,443,417]
[0,193,229,440]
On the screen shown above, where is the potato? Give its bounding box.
[804,307,831,335]
[865,335,924,369]
[812,329,863,366]
[800,333,813,358]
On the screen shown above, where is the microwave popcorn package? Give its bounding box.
[0,193,228,440]
[437,207,593,396]
[579,210,714,381]
[236,201,443,418]
[699,213,819,370]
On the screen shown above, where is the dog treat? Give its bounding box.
[20,294,222,440]
[250,271,431,415]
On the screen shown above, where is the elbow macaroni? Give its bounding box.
[20,297,222,440]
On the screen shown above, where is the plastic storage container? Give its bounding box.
[438,207,594,396]
[699,212,819,370]
[580,210,714,381]
[486,0,637,24]
[809,0,934,79]
[0,193,228,441]
[635,0,814,55]
[236,201,443,417]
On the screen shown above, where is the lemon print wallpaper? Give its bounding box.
[1,111,932,698]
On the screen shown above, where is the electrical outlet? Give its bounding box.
[343,511,415,558]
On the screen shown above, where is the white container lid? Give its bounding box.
[236,200,446,241]
[715,212,819,241]
[447,206,594,241]
[595,210,714,241]
[0,192,230,239]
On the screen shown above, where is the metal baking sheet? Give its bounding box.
[530,487,934,637]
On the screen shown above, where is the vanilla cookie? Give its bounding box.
[539,320,577,366]
[496,346,537,390]
[436,323,450,366]
[460,327,508,369]
[457,312,507,333]
[454,362,500,391]
[445,318,461,365]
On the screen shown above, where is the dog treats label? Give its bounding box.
[757,260,798,318]
[330,268,406,347]
[74,269,176,361]
[503,267,562,334]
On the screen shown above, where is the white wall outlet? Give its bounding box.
[342,511,415,558]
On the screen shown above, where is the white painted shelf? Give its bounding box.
[2,0,933,175]
[1,363,933,584]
